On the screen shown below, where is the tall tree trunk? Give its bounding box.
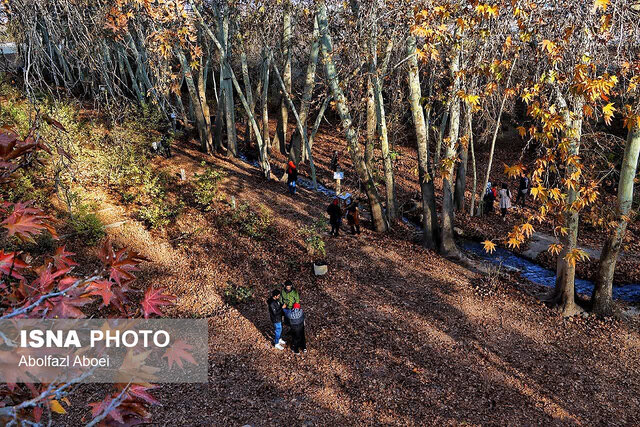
[240,42,254,148]
[370,15,397,222]
[219,2,237,156]
[273,0,292,155]
[177,49,211,153]
[469,110,478,216]
[197,51,214,153]
[365,77,376,171]
[440,45,462,257]
[592,124,640,316]
[553,92,584,317]
[261,47,271,151]
[454,106,471,212]
[435,107,449,167]
[289,14,319,166]
[317,0,387,232]
[407,36,439,250]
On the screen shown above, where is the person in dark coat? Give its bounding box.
[327,198,343,236]
[346,200,361,235]
[285,302,306,354]
[516,173,530,207]
[267,290,286,350]
[330,150,339,172]
[286,161,298,195]
[483,182,497,215]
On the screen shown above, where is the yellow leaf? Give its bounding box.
[548,243,563,256]
[50,399,66,414]
[603,103,616,126]
[521,223,535,238]
[594,0,610,11]
[482,240,497,254]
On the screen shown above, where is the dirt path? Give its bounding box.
[79,139,640,425]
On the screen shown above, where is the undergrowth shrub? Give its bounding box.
[70,203,105,246]
[223,284,254,305]
[232,202,273,239]
[193,162,224,210]
[299,220,327,258]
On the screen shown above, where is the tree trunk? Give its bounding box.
[219,2,237,156]
[370,16,397,222]
[197,51,214,153]
[553,92,584,317]
[454,107,471,212]
[261,48,271,150]
[240,44,254,148]
[317,0,387,232]
[435,107,449,167]
[592,124,640,316]
[273,0,292,155]
[407,36,439,250]
[469,110,478,216]
[439,45,462,257]
[289,14,319,166]
[177,49,211,153]
[365,76,376,172]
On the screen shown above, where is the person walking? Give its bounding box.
[327,198,343,236]
[330,150,339,172]
[483,181,496,215]
[499,183,512,221]
[516,173,530,207]
[346,200,361,235]
[285,302,307,354]
[286,161,298,195]
[267,290,286,350]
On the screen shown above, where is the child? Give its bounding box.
[286,303,307,354]
[499,183,512,220]
[346,200,361,235]
[286,161,298,195]
[267,290,286,350]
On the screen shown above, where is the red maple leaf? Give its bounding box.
[47,295,90,318]
[51,246,78,269]
[85,280,114,307]
[141,287,175,318]
[99,240,148,286]
[126,384,160,406]
[33,265,72,293]
[89,395,123,424]
[1,202,57,242]
[163,340,196,369]
[0,250,27,280]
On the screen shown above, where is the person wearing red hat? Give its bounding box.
[286,160,298,195]
[285,302,307,354]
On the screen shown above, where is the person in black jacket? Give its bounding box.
[267,290,286,350]
[327,198,342,236]
[287,161,298,195]
[285,302,306,354]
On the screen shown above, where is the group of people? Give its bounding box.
[267,280,307,354]
[327,197,361,236]
[482,173,530,219]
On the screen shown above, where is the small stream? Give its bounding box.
[462,240,640,303]
[237,153,640,303]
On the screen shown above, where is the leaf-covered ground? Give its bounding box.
[64,132,640,425]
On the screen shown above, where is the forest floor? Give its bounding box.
[62,125,640,425]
